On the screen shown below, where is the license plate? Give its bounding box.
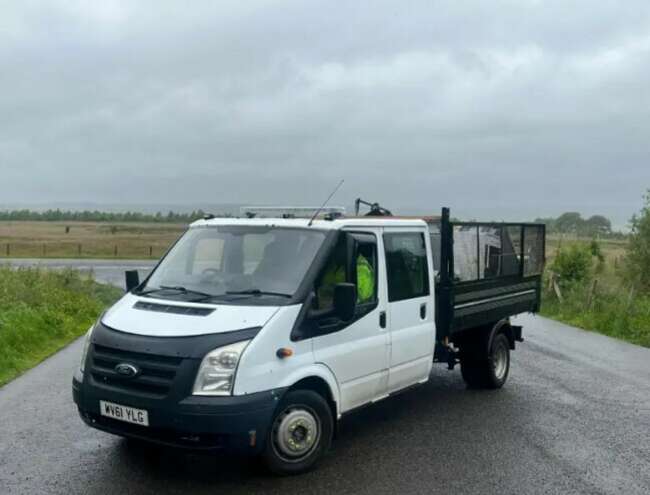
[99,400,149,427]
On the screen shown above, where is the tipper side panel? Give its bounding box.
[431,208,545,341]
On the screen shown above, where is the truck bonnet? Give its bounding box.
[101,293,282,337]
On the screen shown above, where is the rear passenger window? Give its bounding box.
[384,233,430,302]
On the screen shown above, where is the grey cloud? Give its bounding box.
[1,1,649,226]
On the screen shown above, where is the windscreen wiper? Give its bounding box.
[225,289,292,298]
[138,285,215,299]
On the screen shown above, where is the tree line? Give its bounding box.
[0,209,224,223]
[534,212,621,238]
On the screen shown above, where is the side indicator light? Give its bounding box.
[276,348,293,359]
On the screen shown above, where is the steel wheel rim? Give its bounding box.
[271,406,321,463]
[492,340,508,380]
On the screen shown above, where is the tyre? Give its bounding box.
[262,390,333,475]
[460,358,488,388]
[486,333,510,388]
[460,331,510,389]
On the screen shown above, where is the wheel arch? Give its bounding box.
[490,319,515,350]
[454,318,514,356]
[277,365,341,420]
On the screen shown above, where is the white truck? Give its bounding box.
[73,202,545,474]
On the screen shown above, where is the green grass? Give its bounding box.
[0,266,122,386]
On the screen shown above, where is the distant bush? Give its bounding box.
[589,239,605,263]
[550,243,593,285]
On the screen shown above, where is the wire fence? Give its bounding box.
[0,242,167,259]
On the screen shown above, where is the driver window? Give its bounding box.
[355,240,377,305]
[314,234,378,311]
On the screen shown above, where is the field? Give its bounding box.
[0,267,122,386]
[0,221,185,259]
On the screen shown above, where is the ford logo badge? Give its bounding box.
[114,363,139,378]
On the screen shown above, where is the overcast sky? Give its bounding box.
[1,1,649,226]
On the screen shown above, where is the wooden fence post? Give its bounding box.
[114,245,118,257]
[552,274,563,303]
[78,244,82,256]
[547,271,554,290]
[5,244,9,256]
[586,278,598,310]
[626,286,636,310]
[149,246,153,257]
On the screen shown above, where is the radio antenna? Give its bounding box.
[308,179,344,226]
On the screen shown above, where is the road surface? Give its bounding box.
[0,260,649,494]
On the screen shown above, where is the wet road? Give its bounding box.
[1,260,649,494]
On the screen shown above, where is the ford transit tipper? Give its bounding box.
[73,204,545,474]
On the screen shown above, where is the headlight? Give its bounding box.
[79,326,94,375]
[193,340,251,396]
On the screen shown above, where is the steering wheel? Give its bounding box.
[200,268,222,282]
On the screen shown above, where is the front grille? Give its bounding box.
[90,344,183,398]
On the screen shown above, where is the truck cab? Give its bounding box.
[73,208,544,474]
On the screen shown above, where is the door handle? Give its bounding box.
[420,303,427,319]
[379,311,386,329]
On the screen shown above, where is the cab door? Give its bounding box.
[382,229,435,393]
[311,229,390,413]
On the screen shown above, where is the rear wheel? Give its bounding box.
[460,331,510,389]
[486,333,510,388]
[262,390,333,475]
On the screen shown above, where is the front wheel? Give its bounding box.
[262,390,333,475]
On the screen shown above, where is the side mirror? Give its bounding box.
[333,283,357,322]
[125,270,140,292]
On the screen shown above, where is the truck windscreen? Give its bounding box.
[140,226,326,303]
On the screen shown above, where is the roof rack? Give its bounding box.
[240,206,346,219]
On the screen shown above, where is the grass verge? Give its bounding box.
[541,283,650,348]
[0,266,122,387]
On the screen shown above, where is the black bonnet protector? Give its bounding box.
[92,321,262,359]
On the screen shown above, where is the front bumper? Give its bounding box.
[73,374,286,453]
